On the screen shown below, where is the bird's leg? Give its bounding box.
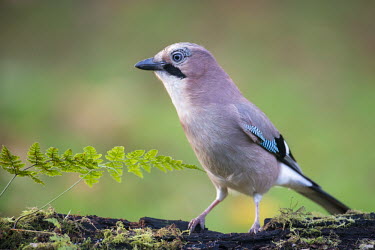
[249,193,263,234]
[188,187,227,233]
[188,199,220,232]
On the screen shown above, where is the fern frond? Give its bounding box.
[59,149,83,173]
[29,173,45,184]
[126,150,145,159]
[27,142,46,167]
[28,143,61,176]
[84,146,103,164]
[80,169,103,187]
[0,146,25,175]
[127,165,143,178]
[45,147,61,166]
[124,150,146,177]
[122,149,204,178]
[147,151,203,172]
[104,146,125,182]
[1,144,202,194]
[179,163,203,172]
[105,146,125,161]
[144,149,158,159]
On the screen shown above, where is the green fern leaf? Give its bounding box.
[61,148,73,164]
[105,160,124,183]
[124,150,149,178]
[105,146,125,182]
[27,143,61,176]
[0,146,47,184]
[27,142,46,167]
[105,146,125,161]
[126,150,145,159]
[144,149,158,159]
[29,174,45,184]
[139,162,152,173]
[73,150,99,170]
[81,170,103,187]
[45,147,61,166]
[168,159,183,170]
[73,152,87,167]
[153,163,167,172]
[60,149,82,173]
[1,143,203,191]
[0,146,25,175]
[181,164,204,172]
[128,158,139,165]
[128,166,143,178]
[84,146,103,163]
[157,156,173,171]
[164,163,173,171]
[105,164,123,183]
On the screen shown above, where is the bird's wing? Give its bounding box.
[233,103,351,213]
[234,102,312,180]
[234,103,349,213]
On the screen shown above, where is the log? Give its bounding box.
[132,213,375,249]
[1,210,374,249]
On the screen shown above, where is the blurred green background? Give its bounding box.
[0,1,374,233]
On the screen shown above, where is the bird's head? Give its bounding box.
[135,42,240,116]
[135,43,220,114]
[135,42,216,82]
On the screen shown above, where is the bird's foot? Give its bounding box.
[248,222,262,234]
[188,214,206,233]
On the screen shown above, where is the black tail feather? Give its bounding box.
[296,185,350,214]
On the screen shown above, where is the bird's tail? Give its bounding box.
[296,185,350,214]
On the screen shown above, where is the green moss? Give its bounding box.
[2,206,371,249]
[101,221,185,249]
[346,210,373,220]
[0,207,58,249]
[1,208,187,249]
[264,206,312,230]
[102,221,129,245]
[17,207,56,230]
[266,206,359,231]
[0,207,94,249]
[22,234,78,250]
[300,231,340,247]
[268,207,352,249]
[357,238,375,249]
[273,229,341,249]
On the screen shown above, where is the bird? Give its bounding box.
[134,42,350,234]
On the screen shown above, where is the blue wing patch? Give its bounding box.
[243,124,280,154]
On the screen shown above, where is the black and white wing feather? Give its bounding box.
[235,103,350,214]
[235,103,318,185]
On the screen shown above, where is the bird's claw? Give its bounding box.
[248,222,262,234]
[188,215,206,233]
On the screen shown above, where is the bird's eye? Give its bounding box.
[171,52,184,63]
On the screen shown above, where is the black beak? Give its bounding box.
[134,57,166,71]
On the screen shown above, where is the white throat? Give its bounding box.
[155,71,191,120]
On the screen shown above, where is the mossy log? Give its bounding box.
[1,208,374,249]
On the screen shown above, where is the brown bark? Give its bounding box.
[58,212,375,249]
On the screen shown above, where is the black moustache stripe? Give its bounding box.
[163,64,186,79]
